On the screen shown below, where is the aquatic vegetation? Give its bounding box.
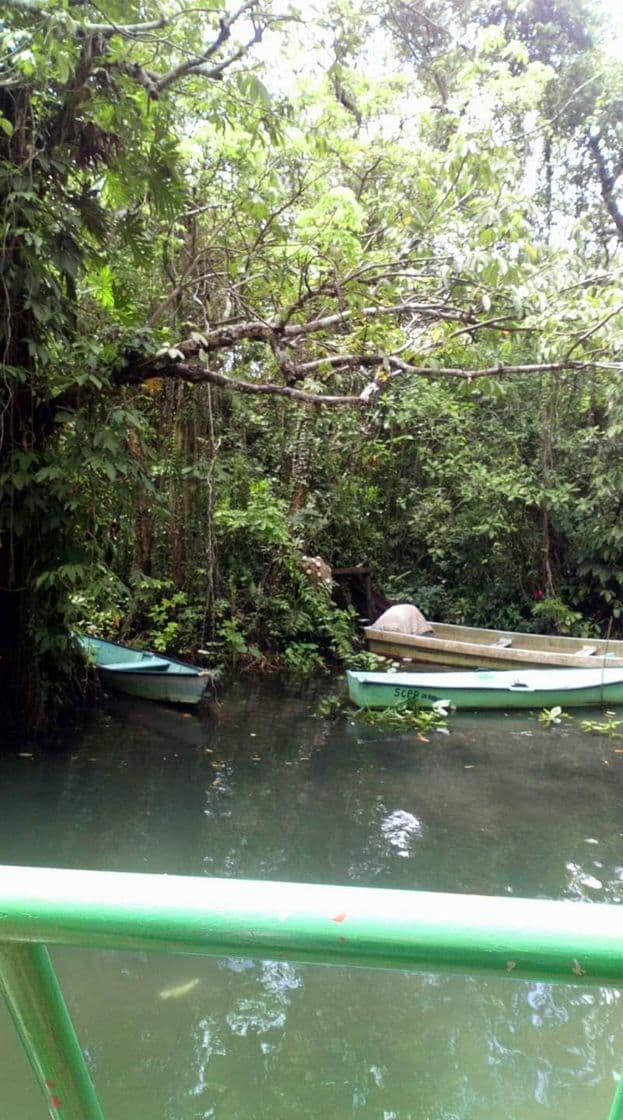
[579,712,623,739]
[538,706,565,728]
[315,694,450,738]
[354,704,449,737]
[315,694,346,720]
[346,652,400,672]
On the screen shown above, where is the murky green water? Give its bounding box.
[1,680,622,1119]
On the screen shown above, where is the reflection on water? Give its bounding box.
[0,681,622,1118]
[380,809,425,857]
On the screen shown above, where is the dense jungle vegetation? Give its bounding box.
[1,0,623,731]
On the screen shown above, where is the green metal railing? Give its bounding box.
[0,864,622,1119]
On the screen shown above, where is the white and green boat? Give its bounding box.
[78,635,211,706]
[346,667,623,711]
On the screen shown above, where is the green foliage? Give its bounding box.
[283,642,326,676]
[215,480,291,550]
[3,0,623,731]
[75,573,201,654]
[143,586,197,653]
[216,618,252,663]
[72,569,131,636]
[530,597,585,635]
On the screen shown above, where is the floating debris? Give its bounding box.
[159,978,200,1001]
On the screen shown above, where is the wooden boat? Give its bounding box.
[77,636,211,706]
[346,667,623,711]
[364,619,623,670]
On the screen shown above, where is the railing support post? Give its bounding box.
[0,942,104,1120]
[608,1074,623,1120]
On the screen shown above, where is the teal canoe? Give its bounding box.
[346,667,623,711]
[78,636,211,706]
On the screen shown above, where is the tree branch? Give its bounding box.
[277,354,612,381]
[114,356,363,406]
[3,0,166,36]
[564,304,623,360]
[276,300,478,339]
[3,0,266,96]
[107,328,621,417]
[136,300,479,368]
[588,130,623,242]
[82,18,167,38]
[154,0,262,93]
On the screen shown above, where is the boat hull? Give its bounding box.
[346,668,623,711]
[98,666,209,705]
[78,636,210,706]
[364,621,623,670]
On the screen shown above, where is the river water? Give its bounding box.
[1,680,622,1119]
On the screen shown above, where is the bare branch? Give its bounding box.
[115,357,363,407]
[277,300,478,339]
[189,34,262,83]
[385,359,620,380]
[141,302,471,357]
[154,0,262,93]
[147,250,205,327]
[564,304,623,360]
[111,60,160,99]
[82,19,167,38]
[332,69,362,127]
[420,315,538,352]
[109,321,622,414]
[286,354,610,381]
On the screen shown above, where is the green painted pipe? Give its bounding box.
[1,866,622,1120]
[608,1071,623,1120]
[0,943,104,1120]
[1,865,622,987]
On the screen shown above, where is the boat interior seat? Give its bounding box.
[102,658,170,672]
[490,638,512,648]
[577,645,597,656]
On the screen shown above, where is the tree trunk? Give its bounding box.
[0,216,81,732]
